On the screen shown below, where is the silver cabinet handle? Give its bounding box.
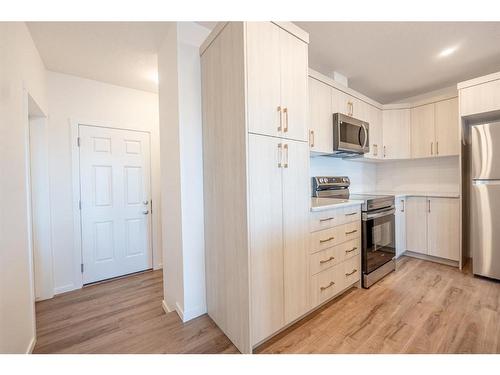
[319,217,334,222]
[428,199,431,213]
[277,106,282,132]
[277,143,282,168]
[309,130,315,148]
[283,107,288,133]
[319,236,335,243]
[401,199,405,212]
[345,247,357,253]
[345,269,357,276]
[283,143,289,168]
[436,141,439,155]
[320,281,335,291]
[383,145,386,158]
[319,256,335,264]
[373,144,378,156]
[346,229,358,235]
[345,212,357,216]
[142,210,149,215]
[431,142,433,155]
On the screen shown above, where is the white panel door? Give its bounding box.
[308,77,333,153]
[382,109,411,159]
[79,125,152,284]
[282,140,310,324]
[435,98,459,157]
[427,198,460,261]
[405,197,428,255]
[411,104,435,158]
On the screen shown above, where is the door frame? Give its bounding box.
[70,119,157,289]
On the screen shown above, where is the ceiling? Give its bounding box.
[295,22,500,103]
[27,22,173,93]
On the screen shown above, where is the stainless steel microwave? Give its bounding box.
[332,113,369,156]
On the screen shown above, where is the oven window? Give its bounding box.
[363,213,395,274]
[339,121,366,147]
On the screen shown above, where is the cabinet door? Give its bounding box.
[427,198,460,261]
[332,87,349,116]
[280,28,308,142]
[382,109,411,159]
[395,197,407,258]
[411,103,435,158]
[460,79,500,117]
[308,78,333,153]
[246,22,282,138]
[282,140,310,324]
[435,98,459,157]
[248,134,284,344]
[405,197,428,254]
[365,105,383,159]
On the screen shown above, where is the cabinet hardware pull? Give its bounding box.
[436,141,439,155]
[345,247,357,253]
[283,107,289,133]
[310,129,315,148]
[277,143,282,168]
[320,281,335,291]
[428,199,431,213]
[345,212,357,216]
[373,144,378,156]
[346,229,358,235]
[319,217,334,222]
[319,256,335,264]
[319,236,335,243]
[283,144,289,168]
[277,106,282,132]
[431,142,433,155]
[383,145,386,158]
[401,200,405,212]
[345,269,357,276]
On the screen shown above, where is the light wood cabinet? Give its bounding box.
[460,78,500,117]
[427,198,460,261]
[395,197,407,258]
[201,22,310,353]
[382,109,411,159]
[247,22,308,142]
[331,86,349,115]
[308,77,333,153]
[435,98,459,157]
[365,105,383,159]
[411,103,435,158]
[405,197,428,254]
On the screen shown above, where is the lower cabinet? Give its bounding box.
[395,197,407,258]
[403,196,460,261]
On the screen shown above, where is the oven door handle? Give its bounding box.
[363,207,395,220]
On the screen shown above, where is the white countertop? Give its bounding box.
[310,197,364,212]
[353,191,460,198]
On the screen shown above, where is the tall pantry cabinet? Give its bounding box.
[200,22,310,353]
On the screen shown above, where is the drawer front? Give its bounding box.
[310,246,340,275]
[310,263,342,307]
[342,255,361,288]
[310,208,343,232]
[343,206,361,223]
[343,221,361,242]
[310,226,345,253]
[338,238,361,262]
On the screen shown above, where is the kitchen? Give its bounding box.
[200,21,500,354]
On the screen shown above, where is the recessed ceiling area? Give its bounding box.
[294,22,500,103]
[27,22,173,93]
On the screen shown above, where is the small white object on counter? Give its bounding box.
[311,197,364,212]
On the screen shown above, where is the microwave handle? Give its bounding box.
[358,123,368,149]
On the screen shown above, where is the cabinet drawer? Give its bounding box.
[310,226,344,253]
[343,206,361,223]
[310,263,342,307]
[338,238,361,262]
[310,208,343,232]
[342,255,361,288]
[310,246,340,275]
[343,221,361,242]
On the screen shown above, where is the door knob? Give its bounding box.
[142,210,149,215]
[143,200,149,205]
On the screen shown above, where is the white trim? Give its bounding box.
[182,304,207,322]
[200,22,228,56]
[153,263,163,270]
[26,336,37,354]
[403,251,459,268]
[272,22,309,44]
[457,71,500,90]
[175,301,184,322]
[162,299,173,314]
[69,118,157,292]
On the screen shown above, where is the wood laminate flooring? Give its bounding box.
[34,257,500,354]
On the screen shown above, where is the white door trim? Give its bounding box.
[70,118,156,290]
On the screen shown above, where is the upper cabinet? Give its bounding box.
[247,22,308,142]
[410,99,459,158]
[459,76,500,117]
[364,105,383,159]
[308,77,333,153]
[382,109,411,159]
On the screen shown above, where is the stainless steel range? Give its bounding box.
[312,176,396,288]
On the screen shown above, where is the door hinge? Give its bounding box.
[77,137,81,147]
[81,263,84,273]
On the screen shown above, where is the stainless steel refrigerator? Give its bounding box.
[471,122,500,280]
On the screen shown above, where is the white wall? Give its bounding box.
[376,156,460,193]
[310,156,377,192]
[158,22,209,321]
[0,22,48,353]
[46,71,162,294]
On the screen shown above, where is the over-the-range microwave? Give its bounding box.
[331,112,369,157]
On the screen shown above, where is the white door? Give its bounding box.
[427,198,460,261]
[382,109,411,159]
[411,103,435,158]
[308,77,333,153]
[405,197,428,255]
[79,125,152,284]
[435,98,459,157]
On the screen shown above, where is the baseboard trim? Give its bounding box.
[161,299,174,314]
[404,251,459,267]
[175,302,184,321]
[27,336,36,354]
[182,304,207,322]
[54,283,77,295]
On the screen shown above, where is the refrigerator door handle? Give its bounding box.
[473,180,500,185]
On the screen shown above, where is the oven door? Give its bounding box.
[333,113,369,154]
[362,207,396,274]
